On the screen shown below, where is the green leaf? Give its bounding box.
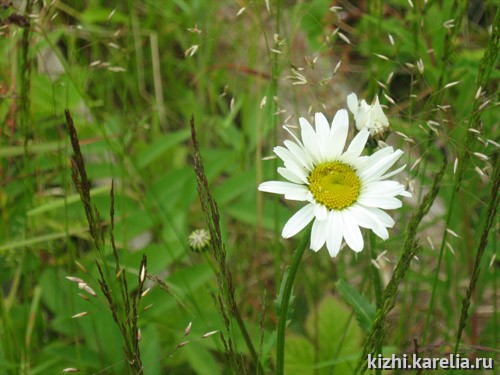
[27,185,111,216]
[0,226,89,253]
[139,325,162,375]
[276,267,290,315]
[335,279,375,332]
[284,335,315,375]
[213,169,256,206]
[304,295,362,374]
[136,129,190,169]
[185,341,222,375]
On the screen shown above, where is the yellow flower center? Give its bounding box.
[308,162,361,210]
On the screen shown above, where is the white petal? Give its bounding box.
[380,164,406,180]
[341,210,364,252]
[347,205,390,240]
[340,154,368,169]
[372,225,389,240]
[274,146,309,183]
[284,192,310,201]
[273,146,298,168]
[299,117,321,163]
[346,205,379,230]
[282,204,315,238]
[310,218,327,251]
[284,140,313,171]
[362,180,408,198]
[315,112,330,159]
[400,190,412,197]
[359,149,404,183]
[277,167,304,184]
[362,207,395,228]
[372,96,389,125]
[360,99,370,111]
[356,146,394,171]
[258,181,307,197]
[282,125,304,147]
[325,109,349,159]
[357,195,403,210]
[326,211,343,257]
[346,93,359,113]
[313,203,328,221]
[347,128,369,157]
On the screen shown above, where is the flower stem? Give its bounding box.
[368,233,382,375]
[368,233,382,308]
[276,225,311,375]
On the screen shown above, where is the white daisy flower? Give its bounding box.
[347,93,389,136]
[258,110,410,257]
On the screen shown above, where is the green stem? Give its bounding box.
[422,8,500,345]
[453,154,500,357]
[421,187,455,345]
[276,225,311,375]
[368,233,382,375]
[368,233,382,308]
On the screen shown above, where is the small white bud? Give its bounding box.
[184,45,199,57]
[72,312,88,319]
[333,60,342,75]
[388,34,395,46]
[260,96,267,109]
[374,53,390,61]
[66,276,84,284]
[473,152,489,161]
[446,228,461,238]
[475,86,482,99]
[346,93,390,137]
[184,322,192,336]
[444,81,460,89]
[178,341,190,348]
[83,285,97,297]
[202,330,219,338]
[338,32,351,45]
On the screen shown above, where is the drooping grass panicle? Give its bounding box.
[436,0,468,92]
[454,9,499,191]
[423,10,500,344]
[355,154,447,374]
[453,153,500,355]
[20,0,33,143]
[65,109,104,251]
[190,115,263,374]
[65,109,144,374]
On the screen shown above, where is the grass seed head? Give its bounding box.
[202,330,219,338]
[66,276,84,284]
[184,322,192,336]
[71,312,88,319]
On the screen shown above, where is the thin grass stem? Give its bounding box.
[452,154,499,360]
[422,9,499,345]
[355,155,447,374]
[276,224,311,375]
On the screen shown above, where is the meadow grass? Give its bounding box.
[0,1,498,374]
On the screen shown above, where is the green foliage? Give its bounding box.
[284,295,363,374]
[335,279,375,333]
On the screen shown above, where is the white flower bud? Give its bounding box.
[347,93,390,137]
